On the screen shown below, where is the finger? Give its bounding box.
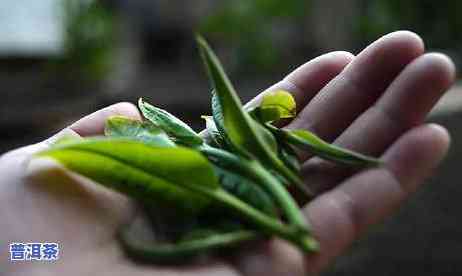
[70,102,141,136]
[245,51,354,113]
[231,239,307,276]
[284,51,354,110]
[302,53,456,193]
[0,128,82,159]
[4,102,142,157]
[288,31,425,143]
[303,124,450,273]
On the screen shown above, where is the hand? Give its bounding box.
[0,31,455,275]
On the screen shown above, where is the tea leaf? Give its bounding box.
[281,128,381,166]
[36,138,219,214]
[197,36,292,177]
[120,221,258,262]
[210,91,243,151]
[211,89,277,157]
[105,115,176,147]
[249,90,296,123]
[214,166,277,217]
[245,91,300,173]
[210,90,280,154]
[138,98,203,146]
[37,138,317,251]
[198,37,275,159]
[278,141,301,173]
[37,138,320,257]
[197,35,314,228]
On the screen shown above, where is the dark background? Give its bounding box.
[1,1,461,275]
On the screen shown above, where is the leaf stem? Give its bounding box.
[270,154,315,199]
[248,159,312,233]
[268,124,382,167]
[200,146,312,234]
[119,227,259,262]
[208,188,318,252]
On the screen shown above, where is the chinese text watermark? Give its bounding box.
[10,242,59,261]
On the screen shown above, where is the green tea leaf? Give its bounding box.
[105,115,176,147]
[211,90,277,155]
[197,34,314,220]
[39,138,318,251]
[210,90,240,152]
[36,138,219,214]
[138,98,203,146]
[246,91,299,172]
[260,90,296,118]
[283,128,381,166]
[197,35,281,162]
[249,90,296,123]
[120,218,258,263]
[278,141,301,173]
[214,166,277,217]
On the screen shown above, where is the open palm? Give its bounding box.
[0,31,455,276]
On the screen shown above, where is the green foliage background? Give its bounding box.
[59,0,117,81]
[200,0,461,74]
[199,0,307,72]
[356,0,462,51]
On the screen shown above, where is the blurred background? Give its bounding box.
[1,0,461,275]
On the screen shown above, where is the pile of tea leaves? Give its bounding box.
[36,36,380,263]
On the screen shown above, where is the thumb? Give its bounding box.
[1,128,81,162]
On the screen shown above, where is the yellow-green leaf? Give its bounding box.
[249,90,296,123]
[36,138,219,214]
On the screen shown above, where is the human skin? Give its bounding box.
[0,31,456,276]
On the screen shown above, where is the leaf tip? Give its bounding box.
[138,97,145,109]
[194,33,208,49]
